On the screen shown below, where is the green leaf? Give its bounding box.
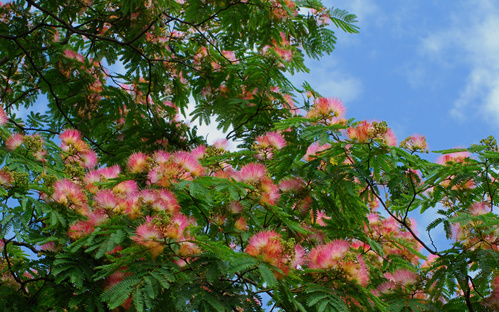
[258,263,277,288]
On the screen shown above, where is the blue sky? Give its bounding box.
[290,0,499,155]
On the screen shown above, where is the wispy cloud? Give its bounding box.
[420,0,499,124]
[313,70,363,103]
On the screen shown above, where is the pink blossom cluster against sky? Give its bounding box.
[288,0,499,255]
[292,0,499,155]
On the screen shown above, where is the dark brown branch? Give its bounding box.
[464,275,476,312]
[12,37,114,156]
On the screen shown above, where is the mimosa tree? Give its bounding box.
[1,1,499,311]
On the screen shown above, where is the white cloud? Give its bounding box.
[420,1,499,124]
[313,71,363,102]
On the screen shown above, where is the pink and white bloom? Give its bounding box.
[401,134,428,152]
[306,97,346,120]
[234,217,248,231]
[94,189,118,210]
[0,169,11,186]
[0,106,7,126]
[127,152,149,173]
[470,201,490,216]
[278,177,305,192]
[132,216,164,257]
[5,133,24,150]
[222,50,238,63]
[52,179,87,207]
[213,139,230,151]
[303,142,331,161]
[60,129,82,145]
[80,150,98,168]
[437,150,471,164]
[308,239,351,269]
[245,231,283,266]
[173,151,205,176]
[385,269,419,287]
[165,213,196,239]
[237,163,267,183]
[255,131,287,160]
[68,220,94,240]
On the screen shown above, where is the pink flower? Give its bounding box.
[127,152,149,173]
[260,177,280,204]
[295,196,312,215]
[80,150,98,168]
[312,210,330,226]
[421,254,439,268]
[308,239,351,269]
[255,131,287,149]
[383,128,397,146]
[150,189,180,214]
[347,121,371,143]
[278,177,305,192]
[234,217,248,231]
[245,231,283,266]
[0,106,7,126]
[0,169,11,186]
[132,216,165,258]
[60,129,82,145]
[222,50,238,63]
[385,269,419,287]
[381,218,399,235]
[173,151,205,176]
[153,150,171,164]
[132,217,164,248]
[237,163,267,183]
[470,201,489,215]
[437,150,471,164]
[275,47,293,62]
[94,189,118,210]
[178,242,201,256]
[289,244,306,269]
[60,129,90,154]
[88,209,108,225]
[401,134,428,152]
[63,49,77,59]
[306,97,346,120]
[39,241,58,252]
[5,133,24,150]
[99,165,121,179]
[52,179,87,207]
[451,222,464,241]
[191,145,206,159]
[343,255,369,287]
[68,220,94,239]
[113,180,138,197]
[303,142,331,161]
[213,139,230,151]
[165,213,195,239]
[33,149,47,162]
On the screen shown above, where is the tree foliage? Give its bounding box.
[1,0,499,311]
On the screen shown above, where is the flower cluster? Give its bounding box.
[60,129,97,169]
[253,131,287,160]
[245,231,304,276]
[400,134,428,152]
[306,97,346,125]
[347,121,397,146]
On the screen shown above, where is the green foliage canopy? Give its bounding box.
[1,1,499,312]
